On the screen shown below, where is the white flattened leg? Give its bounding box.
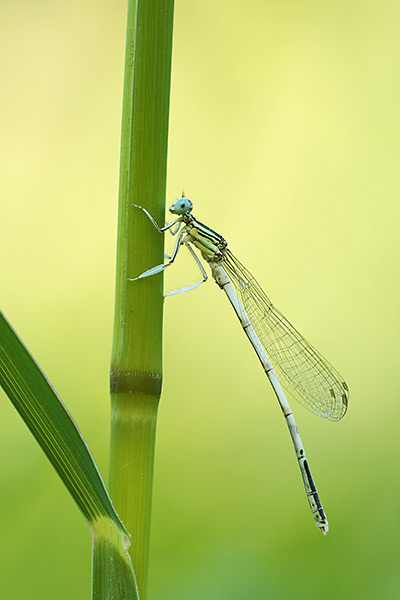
[128,230,185,281]
[165,242,208,297]
[132,203,182,233]
[168,220,182,236]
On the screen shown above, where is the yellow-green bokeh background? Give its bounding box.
[1,1,399,598]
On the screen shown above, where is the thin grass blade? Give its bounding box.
[0,311,139,598]
[0,311,119,525]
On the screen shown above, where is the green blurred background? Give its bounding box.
[1,1,399,598]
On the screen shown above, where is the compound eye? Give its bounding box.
[184,198,193,212]
[171,197,193,215]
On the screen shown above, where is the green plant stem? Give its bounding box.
[109,1,174,598]
[109,395,158,596]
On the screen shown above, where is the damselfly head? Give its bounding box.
[169,197,193,215]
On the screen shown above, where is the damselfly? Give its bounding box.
[129,197,349,534]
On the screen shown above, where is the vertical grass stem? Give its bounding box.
[109,2,175,597]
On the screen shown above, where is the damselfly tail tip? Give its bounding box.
[318,522,329,535]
